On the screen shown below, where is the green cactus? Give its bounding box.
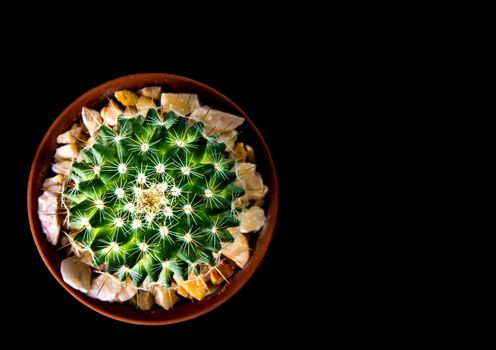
[63,109,244,287]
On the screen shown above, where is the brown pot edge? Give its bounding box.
[26,73,279,325]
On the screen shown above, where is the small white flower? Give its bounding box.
[183,233,192,243]
[118,163,127,174]
[124,203,135,212]
[170,186,181,197]
[155,163,165,174]
[94,199,105,210]
[183,204,193,214]
[163,206,173,217]
[137,173,147,184]
[181,166,191,175]
[145,212,155,222]
[113,217,124,227]
[176,140,185,148]
[159,226,169,237]
[156,182,168,192]
[115,188,125,198]
[132,219,142,229]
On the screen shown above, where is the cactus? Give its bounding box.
[63,109,244,287]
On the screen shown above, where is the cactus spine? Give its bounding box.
[64,109,244,287]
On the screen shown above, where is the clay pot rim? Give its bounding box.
[26,73,278,325]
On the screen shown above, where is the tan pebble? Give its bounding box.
[210,261,236,285]
[100,99,122,126]
[218,130,238,150]
[153,287,179,310]
[46,185,62,193]
[221,228,250,268]
[130,290,154,310]
[115,278,137,302]
[42,174,63,189]
[78,251,94,266]
[60,256,92,293]
[234,162,256,178]
[52,161,72,175]
[182,278,209,301]
[87,274,121,302]
[122,106,138,118]
[232,142,248,162]
[81,107,102,136]
[114,90,138,107]
[238,206,266,233]
[37,190,60,245]
[190,107,244,135]
[175,285,190,299]
[173,274,209,301]
[161,93,200,116]
[57,126,82,144]
[137,86,162,100]
[55,143,79,161]
[234,164,267,201]
[136,95,156,115]
[245,144,256,163]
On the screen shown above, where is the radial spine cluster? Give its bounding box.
[63,110,244,287]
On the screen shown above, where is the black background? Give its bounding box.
[4,8,452,343]
[1,7,395,343]
[11,52,312,338]
[2,9,411,342]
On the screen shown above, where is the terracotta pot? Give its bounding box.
[27,73,278,325]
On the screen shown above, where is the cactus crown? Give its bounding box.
[64,110,244,287]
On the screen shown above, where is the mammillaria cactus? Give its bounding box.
[63,109,245,287]
[36,84,269,313]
